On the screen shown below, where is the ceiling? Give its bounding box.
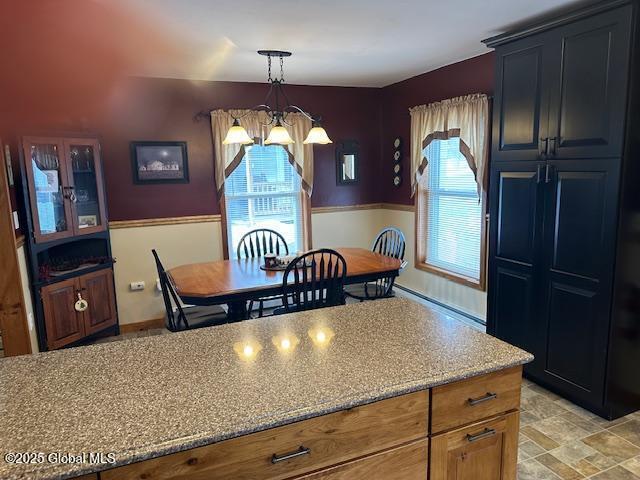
[109,0,584,87]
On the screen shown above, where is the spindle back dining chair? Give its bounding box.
[346,227,406,301]
[236,228,289,317]
[152,249,228,332]
[236,228,289,259]
[281,249,347,313]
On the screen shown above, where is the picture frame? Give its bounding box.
[78,215,98,229]
[335,140,359,186]
[130,141,189,184]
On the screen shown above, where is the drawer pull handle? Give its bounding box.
[467,428,496,443]
[468,392,497,406]
[271,446,311,464]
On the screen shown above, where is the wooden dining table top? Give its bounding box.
[168,247,402,302]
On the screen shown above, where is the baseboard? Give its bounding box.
[394,284,486,326]
[119,317,165,334]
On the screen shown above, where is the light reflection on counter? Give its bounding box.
[308,326,335,349]
[233,339,263,361]
[272,334,300,354]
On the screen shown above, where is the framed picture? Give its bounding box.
[78,215,98,229]
[131,141,189,184]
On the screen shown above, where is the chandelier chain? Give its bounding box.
[267,55,272,82]
[280,56,285,82]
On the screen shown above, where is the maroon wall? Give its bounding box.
[1,0,496,221]
[98,78,382,220]
[379,53,495,205]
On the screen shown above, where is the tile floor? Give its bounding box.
[518,378,640,479]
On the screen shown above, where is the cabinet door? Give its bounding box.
[539,160,619,408]
[80,269,117,336]
[41,278,85,349]
[547,5,632,159]
[22,137,75,243]
[64,139,108,236]
[491,32,554,162]
[487,162,545,364]
[430,412,519,480]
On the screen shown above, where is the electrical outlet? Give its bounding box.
[130,281,145,291]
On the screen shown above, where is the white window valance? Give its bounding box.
[211,109,314,198]
[409,94,489,197]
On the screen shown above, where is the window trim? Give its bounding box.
[414,153,488,292]
[221,189,312,260]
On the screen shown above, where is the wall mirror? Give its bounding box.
[336,140,359,185]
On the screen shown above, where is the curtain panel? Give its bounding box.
[211,109,314,198]
[409,94,489,197]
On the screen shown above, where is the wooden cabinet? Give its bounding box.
[101,391,429,480]
[485,0,640,418]
[430,413,519,480]
[41,269,117,350]
[95,369,522,480]
[41,278,86,350]
[22,136,107,243]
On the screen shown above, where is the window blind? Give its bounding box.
[225,144,305,258]
[419,137,482,281]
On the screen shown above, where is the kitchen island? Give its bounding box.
[0,298,532,480]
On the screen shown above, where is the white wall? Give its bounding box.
[110,209,380,325]
[378,208,487,320]
[16,207,486,332]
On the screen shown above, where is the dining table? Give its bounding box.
[168,247,403,320]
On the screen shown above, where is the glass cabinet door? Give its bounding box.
[23,138,74,242]
[65,139,106,235]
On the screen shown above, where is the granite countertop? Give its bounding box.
[0,298,533,480]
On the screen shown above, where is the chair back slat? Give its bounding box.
[368,227,407,299]
[283,249,346,313]
[237,228,289,259]
[152,249,189,331]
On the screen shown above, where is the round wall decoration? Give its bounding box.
[392,137,402,187]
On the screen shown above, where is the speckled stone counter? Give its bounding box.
[0,298,532,480]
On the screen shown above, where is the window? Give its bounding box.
[416,137,485,288]
[224,144,307,258]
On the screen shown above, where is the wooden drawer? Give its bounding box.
[431,366,522,434]
[430,412,519,480]
[296,439,427,479]
[101,390,428,480]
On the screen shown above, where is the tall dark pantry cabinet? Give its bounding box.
[484,0,640,419]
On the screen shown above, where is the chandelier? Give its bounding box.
[222,50,332,146]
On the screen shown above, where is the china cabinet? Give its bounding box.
[20,135,118,350]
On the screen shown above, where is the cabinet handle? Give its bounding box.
[271,446,311,464]
[536,164,542,184]
[539,137,548,159]
[467,428,496,443]
[548,136,557,157]
[468,392,498,406]
[545,164,553,183]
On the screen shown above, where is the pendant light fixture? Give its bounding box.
[218,51,332,146]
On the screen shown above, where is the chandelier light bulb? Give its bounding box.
[223,119,254,145]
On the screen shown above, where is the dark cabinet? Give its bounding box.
[492,34,553,162]
[485,1,640,419]
[488,162,545,358]
[40,269,117,350]
[491,4,632,164]
[547,7,632,159]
